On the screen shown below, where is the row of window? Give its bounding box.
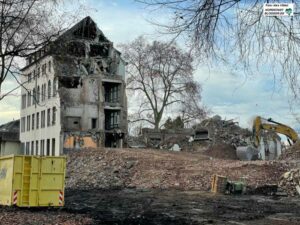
[23,138,56,156]
[27,60,52,82]
[21,79,58,109]
[26,46,50,65]
[21,107,57,132]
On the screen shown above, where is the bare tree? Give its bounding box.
[136,0,300,100]
[0,0,76,100]
[120,36,206,129]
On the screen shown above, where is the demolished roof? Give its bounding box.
[57,16,110,43]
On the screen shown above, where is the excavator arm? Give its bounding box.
[253,116,298,147]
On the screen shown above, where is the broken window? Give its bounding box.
[66,117,81,130]
[68,41,85,57]
[59,77,82,88]
[104,84,120,103]
[105,110,120,130]
[91,118,97,129]
[90,44,109,57]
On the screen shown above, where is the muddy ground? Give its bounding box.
[1,189,300,224]
[64,189,300,225]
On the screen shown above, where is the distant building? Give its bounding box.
[0,120,21,155]
[20,17,127,156]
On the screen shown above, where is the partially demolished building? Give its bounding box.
[20,17,127,155]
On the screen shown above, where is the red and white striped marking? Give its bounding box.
[59,191,63,206]
[13,190,17,205]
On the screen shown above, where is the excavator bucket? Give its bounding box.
[236,146,259,161]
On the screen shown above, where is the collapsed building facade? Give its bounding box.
[20,17,127,155]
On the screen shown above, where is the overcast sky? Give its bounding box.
[0,0,299,132]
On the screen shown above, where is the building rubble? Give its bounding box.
[279,141,300,160]
[128,115,252,157]
[66,148,292,191]
[279,168,300,196]
[196,115,251,147]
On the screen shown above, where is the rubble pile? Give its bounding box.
[66,148,133,189]
[198,115,252,147]
[279,142,300,160]
[204,144,238,160]
[279,168,300,196]
[66,148,291,191]
[160,136,192,150]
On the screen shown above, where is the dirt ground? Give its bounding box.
[1,189,300,225]
[64,189,300,225]
[1,148,299,224]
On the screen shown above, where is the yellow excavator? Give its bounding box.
[236,116,298,160]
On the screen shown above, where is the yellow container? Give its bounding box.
[0,155,66,207]
[211,174,228,193]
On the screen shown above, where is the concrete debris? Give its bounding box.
[66,147,291,191]
[141,128,194,150]
[197,115,251,147]
[279,141,300,160]
[129,116,251,158]
[127,136,147,148]
[169,144,181,151]
[279,168,300,196]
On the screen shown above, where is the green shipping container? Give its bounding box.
[0,155,66,207]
